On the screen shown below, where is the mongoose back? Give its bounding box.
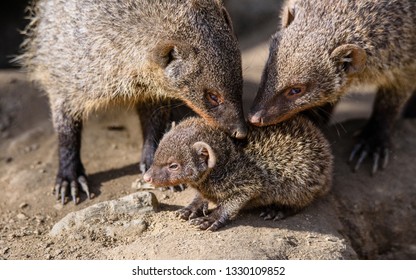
[248,0,416,174]
[143,116,333,231]
[18,0,247,204]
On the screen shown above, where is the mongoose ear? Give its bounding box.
[331,44,367,75]
[151,42,177,68]
[151,41,191,69]
[282,0,296,28]
[221,7,234,32]
[192,141,217,169]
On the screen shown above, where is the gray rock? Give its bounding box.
[50,192,158,238]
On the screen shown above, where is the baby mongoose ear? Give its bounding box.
[282,0,296,28]
[331,44,367,75]
[192,141,217,169]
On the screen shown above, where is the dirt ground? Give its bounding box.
[0,2,415,260]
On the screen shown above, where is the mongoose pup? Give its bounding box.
[248,0,416,174]
[18,0,247,204]
[143,116,333,231]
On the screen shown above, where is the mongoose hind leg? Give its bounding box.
[138,100,193,191]
[53,110,90,205]
[349,86,411,175]
[177,193,209,220]
[137,101,171,174]
[260,205,300,221]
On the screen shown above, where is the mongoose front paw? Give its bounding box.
[349,126,391,175]
[189,216,225,231]
[54,174,90,205]
[177,202,208,220]
[189,209,229,231]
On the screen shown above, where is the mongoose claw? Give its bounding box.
[167,184,187,192]
[189,217,221,231]
[177,202,207,220]
[176,208,193,220]
[260,207,287,221]
[189,210,228,231]
[139,163,147,175]
[54,175,91,205]
[78,176,90,199]
[349,139,390,175]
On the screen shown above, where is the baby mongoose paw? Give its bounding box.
[54,174,90,205]
[349,127,391,175]
[189,216,226,231]
[260,207,288,221]
[189,209,229,231]
[260,205,297,221]
[177,202,208,220]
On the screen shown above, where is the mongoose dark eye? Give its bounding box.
[168,163,180,171]
[284,86,306,99]
[205,90,223,107]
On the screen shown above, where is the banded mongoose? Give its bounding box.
[248,0,416,174]
[143,116,333,231]
[18,0,248,204]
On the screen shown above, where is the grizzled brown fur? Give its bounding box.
[144,116,333,230]
[249,0,416,174]
[18,0,247,204]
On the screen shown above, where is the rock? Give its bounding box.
[104,196,357,260]
[50,192,158,238]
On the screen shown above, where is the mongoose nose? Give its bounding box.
[231,124,248,139]
[248,112,264,126]
[143,172,152,183]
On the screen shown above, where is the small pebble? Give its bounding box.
[54,204,63,210]
[16,213,28,220]
[19,203,28,209]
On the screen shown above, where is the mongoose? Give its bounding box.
[17,0,248,204]
[143,116,333,231]
[248,0,416,174]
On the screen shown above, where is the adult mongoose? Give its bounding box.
[143,116,333,231]
[248,0,416,174]
[17,0,247,204]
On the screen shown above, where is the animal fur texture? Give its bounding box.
[144,116,333,230]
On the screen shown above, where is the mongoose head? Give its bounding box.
[143,118,221,187]
[248,0,367,126]
[143,140,217,187]
[148,0,247,138]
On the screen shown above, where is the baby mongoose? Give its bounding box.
[17,0,247,204]
[143,116,333,231]
[248,0,416,174]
